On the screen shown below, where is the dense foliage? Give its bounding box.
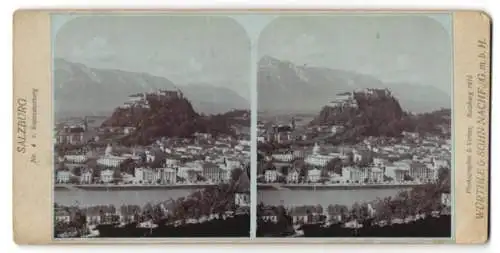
[257,167,451,237]
[54,168,250,237]
[311,89,451,141]
[100,91,248,145]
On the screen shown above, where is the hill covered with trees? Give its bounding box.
[311,89,451,141]
[101,90,248,145]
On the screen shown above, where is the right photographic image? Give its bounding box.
[256,14,453,237]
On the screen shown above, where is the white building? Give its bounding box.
[97,156,126,168]
[97,145,127,168]
[410,162,436,183]
[121,173,135,183]
[287,169,300,183]
[352,149,363,163]
[80,170,93,184]
[134,167,145,184]
[342,167,361,183]
[373,157,387,167]
[384,160,411,182]
[134,167,163,184]
[238,140,251,146]
[272,153,294,162]
[225,159,242,170]
[165,158,180,167]
[64,155,87,164]
[56,171,71,184]
[161,168,177,184]
[305,143,337,167]
[100,169,114,183]
[369,167,384,183]
[308,168,322,182]
[329,172,344,183]
[265,170,278,183]
[441,193,451,207]
[433,158,450,170]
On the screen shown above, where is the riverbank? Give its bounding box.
[54,182,424,191]
[302,215,451,237]
[257,215,451,238]
[80,214,251,238]
[258,182,423,190]
[55,183,218,191]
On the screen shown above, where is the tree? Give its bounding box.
[73,166,82,177]
[230,167,244,182]
[86,158,98,170]
[293,159,306,170]
[403,174,413,181]
[280,166,290,176]
[437,167,451,188]
[55,161,67,171]
[69,176,80,184]
[326,158,343,175]
[315,204,323,215]
[113,169,122,183]
[383,175,394,182]
[70,208,87,234]
[320,167,329,179]
[120,158,136,175]
[350,203,360,220]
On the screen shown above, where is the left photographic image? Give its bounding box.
[52,14,251,238]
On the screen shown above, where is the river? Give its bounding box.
[54,187,411,208]
[257,187,411,207]
[54,188,198,207]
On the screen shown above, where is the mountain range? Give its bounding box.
[257,56,451,113]
[54,59,249,118]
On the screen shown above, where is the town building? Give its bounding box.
[384,161,411,182]
[287,168,300,183]
[202,163,226,183]
[410,162,436,183]
[64,154,87,164]
[97,144,128,168]
[234,171,250,207]
[369,167,384,183]
[80,169,93,184]
[160,168,177,184]
[272,153,294,163]
[55,209,71,223]
[265,170,278,183]
[304,143,337,167]
[56,125,86,145]
[56,170,71,184]
[100,169,114,183]
[307,168,322,183]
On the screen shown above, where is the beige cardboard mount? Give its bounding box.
[12,10,490,244]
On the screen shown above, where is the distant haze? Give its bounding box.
[258,14,452,111]
[54,15,252,105]
[53,14,452,115]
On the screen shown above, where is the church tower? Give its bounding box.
[313,142,320,155]
[105,143,113,157]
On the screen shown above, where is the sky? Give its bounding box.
[53,15,252,99]
[52,12,452,99]
[257,13,453,94]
